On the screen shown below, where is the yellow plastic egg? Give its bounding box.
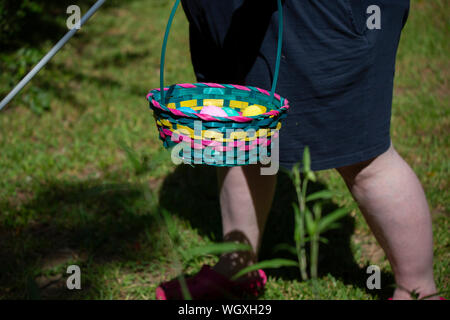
[242,104,267,117]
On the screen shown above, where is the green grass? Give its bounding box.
[0,0,448,299]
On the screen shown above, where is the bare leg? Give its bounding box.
[337,143,437,299]
[213,164,277,279]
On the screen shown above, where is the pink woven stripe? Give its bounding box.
[152,100,161,108]
[226,140,246,148]
[171,109,186,116]
[159,128,276,155]
[161,128,173,136]
[215,145,233,152]
[201,140,213,146]
[146,93,153,100]
[178,83,197,88]
[202,83,225,88]
[274,93,281,101]
[179,135,191,143]
[239,144,257,151]
[204,140,221,147]
[154,87,170,91]
[257,137,268,145]
[172,135,182,143]
[232,84,251,91]
[193,142,203,150]
[257,88,270,96]
[196,113,218,121]
[229,116,252,123]
[266,110,279,116]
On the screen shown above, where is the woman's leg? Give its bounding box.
[213,164,277,279]
[337,143,437,299]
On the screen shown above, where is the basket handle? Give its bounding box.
[160,0,284,104]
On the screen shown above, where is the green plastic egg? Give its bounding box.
[222,107,240,116]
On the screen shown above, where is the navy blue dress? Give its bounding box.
[181,0,410,170]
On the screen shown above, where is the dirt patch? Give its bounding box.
[352,231,386,267]
[41,247,87,270]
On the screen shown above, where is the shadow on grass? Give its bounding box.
[1,0,143,51]
[1,0,152,113]
[0,179,164,299]
[0,166,395,300]
[158,165,395,299]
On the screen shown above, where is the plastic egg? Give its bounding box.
[178,107,197,114]
[222,107,240,116]
[200,105,228,117]
[242,104,267,117]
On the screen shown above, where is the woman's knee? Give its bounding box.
[336,143,396,187]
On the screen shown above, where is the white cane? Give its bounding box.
[0,0,106,111]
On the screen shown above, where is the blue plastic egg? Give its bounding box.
[178,107,197,114]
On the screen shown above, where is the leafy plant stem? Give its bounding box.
[293,167,308,281]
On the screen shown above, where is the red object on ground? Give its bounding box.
[155,265,267,300]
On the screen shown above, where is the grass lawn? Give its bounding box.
[0,0,448,299]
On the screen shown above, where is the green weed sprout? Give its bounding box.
[232,147,351,299]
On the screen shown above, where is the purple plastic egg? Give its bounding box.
[200,105,228,117]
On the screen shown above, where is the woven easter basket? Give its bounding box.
[147,0,289,166]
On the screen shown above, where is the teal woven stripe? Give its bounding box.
[271,0,283,101]
[149,93,288,128]
[162,139,274,167]
[160,0,181,103]
[149,84,286,108]
[154,110,285,132]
